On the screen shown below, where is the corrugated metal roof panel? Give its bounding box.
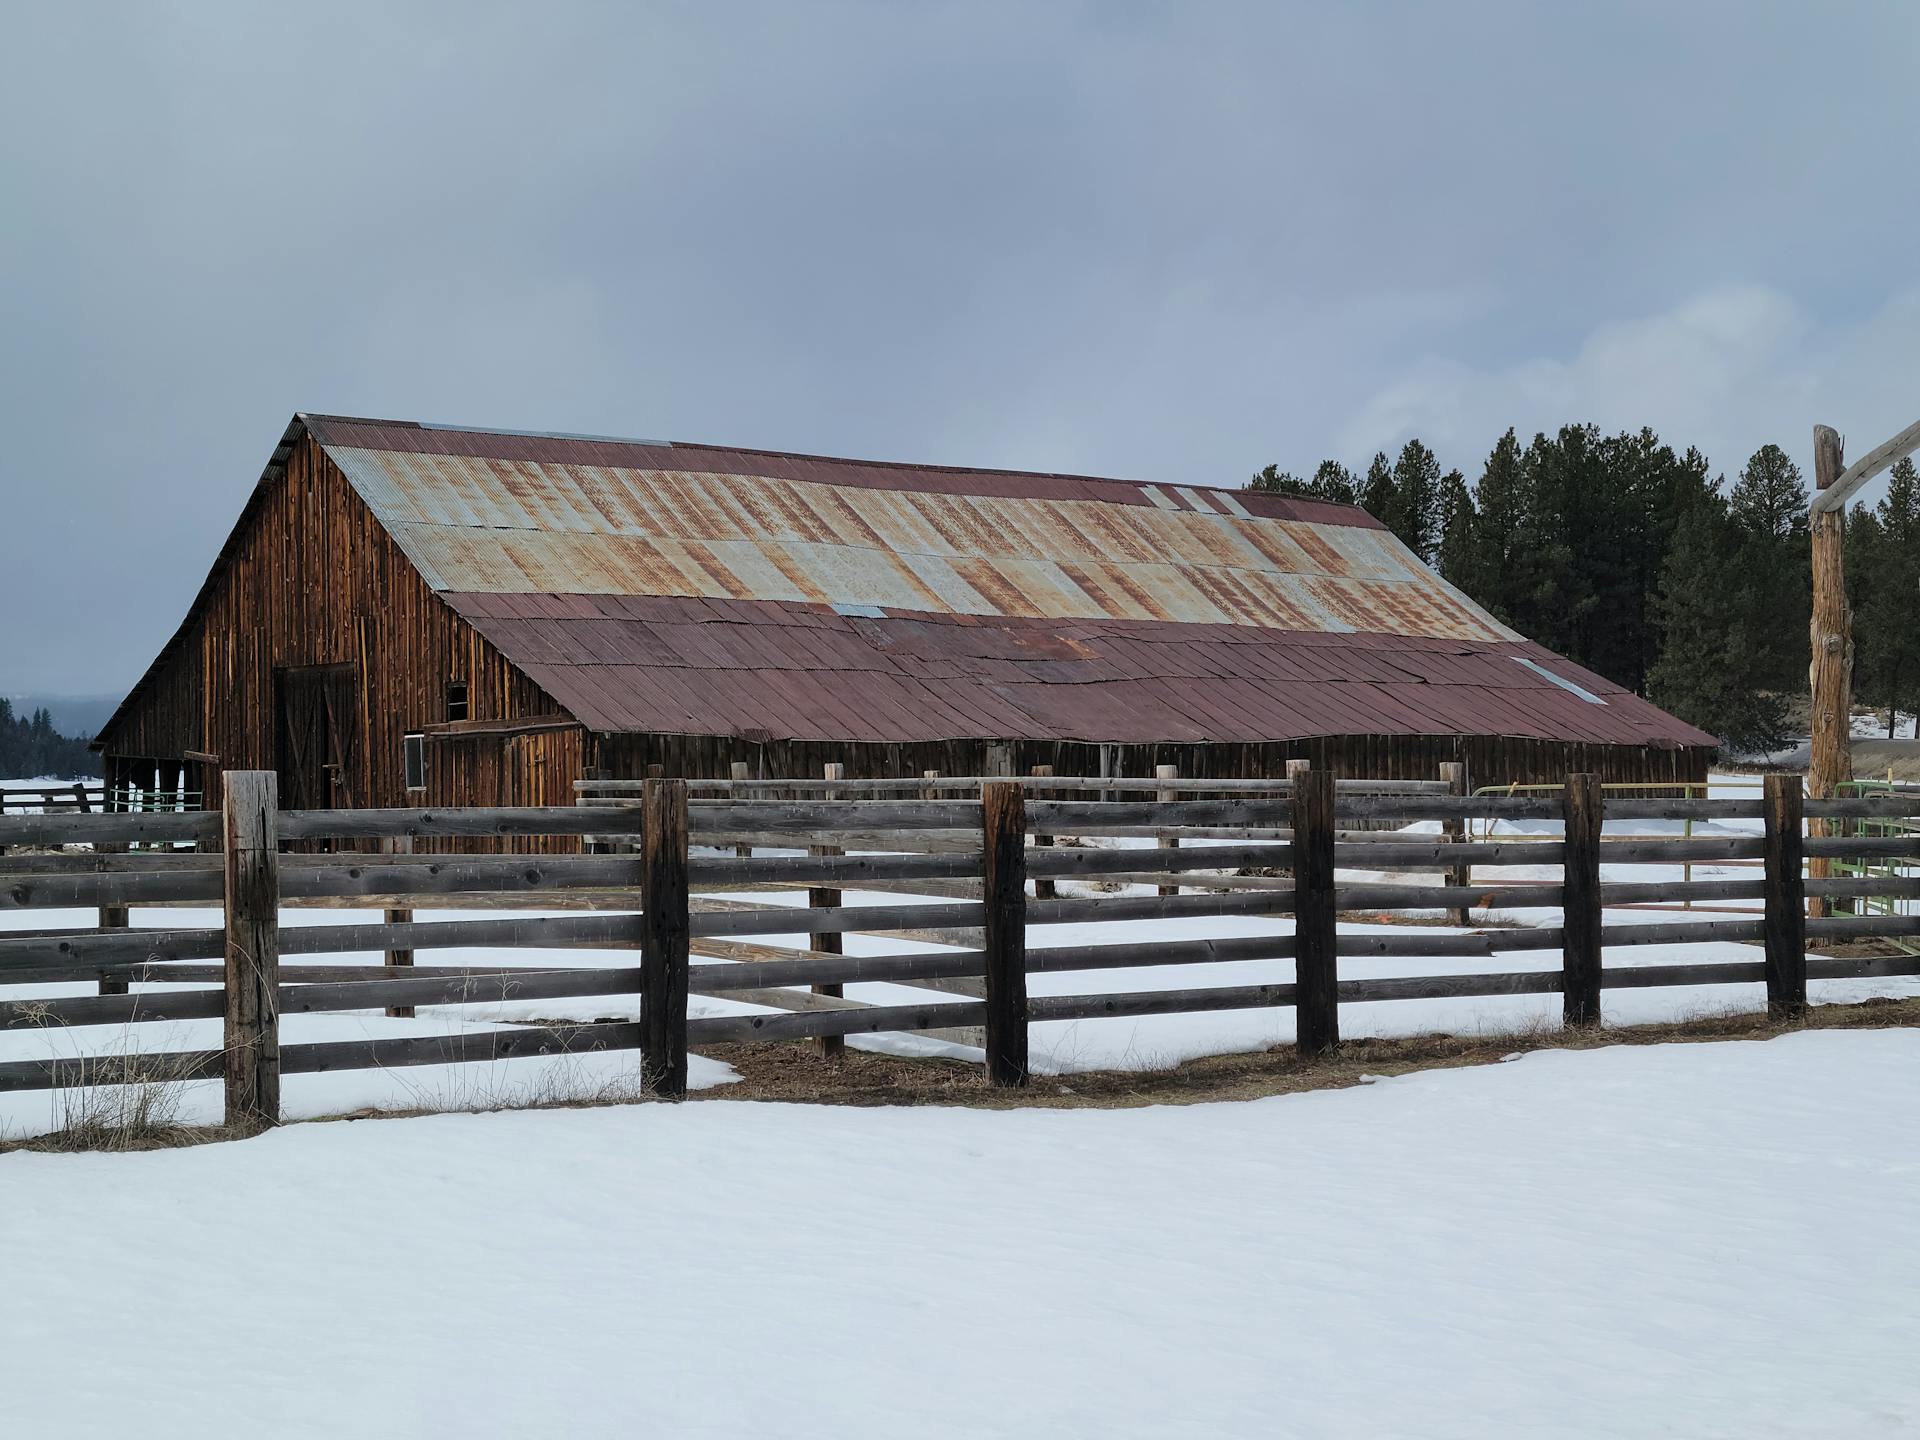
[441,592,1715,748]
[321,441,1513,645]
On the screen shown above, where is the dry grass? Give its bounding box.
[698,995,1920,1110]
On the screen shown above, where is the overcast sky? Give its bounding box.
[3,1,1916,695]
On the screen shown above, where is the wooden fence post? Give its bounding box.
[1763,773,1808,1018]
[1155,763,1180,897]
[1289,767,1338,1057]
[810,762,846,1057]
[1440,761,1470,926]
[382,834,415,1018]
[97,839,130,997]
[1029,764,1057,900]
[921,769,939,802]
[1561,773,1603,1028]
[640,776,691,1098]
[222,770,281,1129]
[730,761,752,859]
[981,780,1029,1087]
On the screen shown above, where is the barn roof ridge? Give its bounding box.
[297,410,1380,525]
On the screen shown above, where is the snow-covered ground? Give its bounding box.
[3,1029,1916,1438]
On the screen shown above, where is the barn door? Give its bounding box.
[275,664,361,812]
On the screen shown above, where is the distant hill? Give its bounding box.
[3,694,117,740]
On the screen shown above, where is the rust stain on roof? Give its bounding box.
[320,431,1505,644]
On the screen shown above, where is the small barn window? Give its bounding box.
[446,681,469,722]
[404,733,426,792]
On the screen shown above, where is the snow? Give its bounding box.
[3,1029,1916,1438]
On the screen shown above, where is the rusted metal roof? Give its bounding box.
[98,414,1718,753]
[315,420,1511,643]
[442,592,1711,747]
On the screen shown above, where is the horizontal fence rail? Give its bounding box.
[2,769,1917,1125]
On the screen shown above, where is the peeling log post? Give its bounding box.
[980,781,1029,1087]
[1156,763,1180,898]
[96,839,130,997]
[640,777,690,1097]
[1808,424,1849,919]
[1029,764,1057,900]
[382,834,416,1018]
[1440,762,1470,926]
[810,762,846,1057]
[921,769,939,803]
[1560,774,1604,1028]
[1763,773,1808,1018]
[222,770,281,1129]
[1289,767,1338,1057]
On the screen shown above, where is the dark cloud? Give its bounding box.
[4,0,1916,691]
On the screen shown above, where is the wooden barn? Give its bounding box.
[94,413,1715,813]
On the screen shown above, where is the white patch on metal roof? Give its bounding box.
[1175,487,1218,514]
[830,602,886,618]
[1514,656,1608,704]
[1218,492,1254,518]
[1141,486,1181,510]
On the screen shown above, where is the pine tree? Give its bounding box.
[1358,451,1395,524]
[1309,460,1358,506]
[1435,470,1477,589]
[1856,457,1920,734]
[1726,444,1810,693]
[1386,439,1442,562]
[1648,491,1790,752]
[1467,429,1528,627]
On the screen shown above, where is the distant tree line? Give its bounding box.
[0,699,100,779]
[1251,431,1920,753]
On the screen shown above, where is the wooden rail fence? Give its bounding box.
[0,772,1917,1127]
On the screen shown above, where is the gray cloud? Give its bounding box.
[4,0,1917,692]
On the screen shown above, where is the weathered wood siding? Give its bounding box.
[594,734,1713,791]
[98,436,584,816]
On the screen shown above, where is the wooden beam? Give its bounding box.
[1809,414,1920,512]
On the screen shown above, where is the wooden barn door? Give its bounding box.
[275,664,362,812]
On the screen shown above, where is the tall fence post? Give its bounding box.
[1029,764,1057,900]
[981,780,1029,1087]
[222,770,281,1129]
[97,839,130,997]
[1440,761,1470,926]
[1289,767,1338,1057]
[640,776,690,1098]
[382,834,416,1018]
[1155,763,1180,897]
[1763,773,1808,1018]
[810,761,846,1057]
[1561,773,1603,1028]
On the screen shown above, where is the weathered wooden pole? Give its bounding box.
[980,780,1029,1087]
[382,833,416,1018]
[1440,761,1470,926]
[1155,762,1180,897]
[1762,773,1807,1019]
[640,776,690,1097]
[1560,773,1604,1028]
[1289,767,1338,1057]
[1808,424,1849,918]
[222,770,281,1129]
[1029,764,1057,901]
[810,761,846,1057]
[96,838,130,998]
